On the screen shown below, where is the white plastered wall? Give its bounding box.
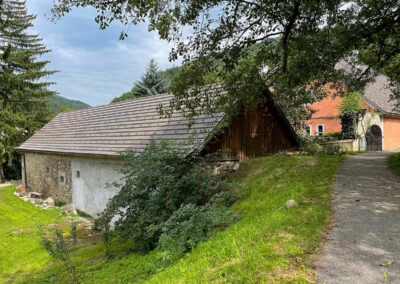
[71,157,124,218]
[355,112,382,151]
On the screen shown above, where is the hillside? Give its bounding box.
[1,154,347,283]
[48,95,90,113]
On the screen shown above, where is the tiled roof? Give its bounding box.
[363,75,400,116]
[335,61,400,115]
[17,93,224,157]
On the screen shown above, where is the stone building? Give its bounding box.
[17,93,299,217]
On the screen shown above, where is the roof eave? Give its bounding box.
[16,148,122,159]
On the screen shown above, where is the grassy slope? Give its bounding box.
[48,95,90,113]
[0,186,63,283]
[20,154,346,283]
[388,153,400,176]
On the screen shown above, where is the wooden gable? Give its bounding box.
[201,99,300,160]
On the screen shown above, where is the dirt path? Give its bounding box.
[317,152,400,283]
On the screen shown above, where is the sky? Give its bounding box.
[26,0,179,106]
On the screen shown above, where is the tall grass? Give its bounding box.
[3,154,346,283]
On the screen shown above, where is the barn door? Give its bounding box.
[366,125,382,151]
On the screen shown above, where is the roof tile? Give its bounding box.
[17,93,224,157]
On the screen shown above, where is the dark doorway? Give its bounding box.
[366,125,382,151]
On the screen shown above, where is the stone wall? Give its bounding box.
[23,152,72,203]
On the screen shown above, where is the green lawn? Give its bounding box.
[388,152,400,176]
[0,186,64,283]
[2,154,347,283]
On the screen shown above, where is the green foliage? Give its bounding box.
[76,210,92,218]
[340,111,359,139]
[38,155,346,282]
[338,92,364,114]
[321,144,343,155]
[55,201,67,207]
[111,59,169,103]
[97,140,238,255]
[38,222,79,283]
[301,143,321,155]
[158,195,240,261]
[302,143,342,155]
[48,95,90,114]
[325,132,341,138]
[388,153,400,176]
[0,0,56,181]
[52,0,400,123]
[3,155,348,282]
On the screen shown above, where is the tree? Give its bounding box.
[338,92,364,114]
[338,91,364,140]
[111,59,168,103]
[0,0,56,182]
[97,141,238,255]
[52,0,400,120]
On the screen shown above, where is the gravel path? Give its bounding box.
[317,152,400,283]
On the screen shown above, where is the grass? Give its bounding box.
[2,154,347,283]
[0,186,64,283]
[76,209,92,218]
[388,152,400,176]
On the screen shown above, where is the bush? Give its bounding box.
[325,132,341,138]
[38,222,79,283]
[321,144,343,155]
[158,201,240,260]
[97,140,239,255]
[301,143,321,155]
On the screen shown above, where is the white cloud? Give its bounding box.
[26,0,180,106]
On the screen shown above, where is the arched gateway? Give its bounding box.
[366,125,382,151]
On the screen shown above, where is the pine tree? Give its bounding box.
[0,0,55,182]
[112,59,168,103]
[132,59,168,97]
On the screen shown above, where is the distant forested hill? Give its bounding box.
[48,95,90,113]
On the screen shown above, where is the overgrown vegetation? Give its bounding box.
[338,92,365,140]
[301,143,343,155]
[1,154,348,283]
[39,222,79,283]
[97,141,239,258]
[388,153,400,176]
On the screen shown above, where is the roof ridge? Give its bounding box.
[59,92,174,116]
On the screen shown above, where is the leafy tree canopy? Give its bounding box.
[112,59,169,103]
[338,92,364,114]
[52,0,400,120]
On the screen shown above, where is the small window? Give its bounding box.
[76,171,80,178]
[306,125,312,136]
[59,176,65,183]
[317,124,324,136]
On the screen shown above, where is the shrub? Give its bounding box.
[325,132,341,138]
[97,140,239,255]
[321,144,343,155]
[301,143,321,155]
[158,201,240,261]
[38,222,79,283]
